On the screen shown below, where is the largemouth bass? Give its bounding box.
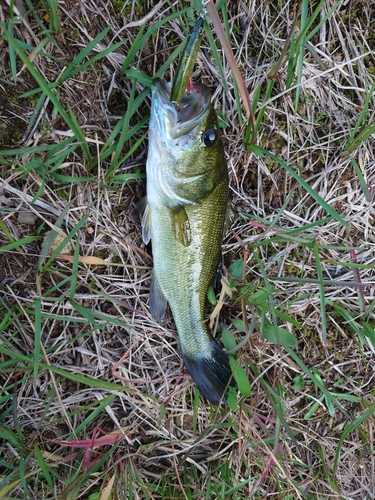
[140,78,235,405]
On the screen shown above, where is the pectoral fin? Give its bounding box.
[133,197,152,245]
[149,270,167,321]
[169,205,191,247]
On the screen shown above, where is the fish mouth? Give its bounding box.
[152,79,211,140]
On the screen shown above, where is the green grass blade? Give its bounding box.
[312,240,327,347]
[248,361,299,449]
[34,442,53,487]
[350,157,372,202]
[283,345,349,418]
[347,81,375,138]
[58,25,112,81]
[69,235,80,300]
[344,122,375,156]
[40,215,88,272]
[249,146,348,226]
[333,403,375,475]
[7,22,18,83]
[0,236,39,254]
[33,298,42,383]
[73,394,117,436]
[46,0,59,33]
[5,30,91,162]
[39,362,138,395]
[294,0,308,109]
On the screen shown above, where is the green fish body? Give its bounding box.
[141,79,234,405]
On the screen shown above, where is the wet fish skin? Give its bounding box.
[142,79,235,405]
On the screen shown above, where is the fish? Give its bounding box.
[139,77,235,406]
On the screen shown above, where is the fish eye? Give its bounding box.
[202,129,217,147]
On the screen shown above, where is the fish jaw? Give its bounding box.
[150,79,212,143]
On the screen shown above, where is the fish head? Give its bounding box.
[149,79,227,203]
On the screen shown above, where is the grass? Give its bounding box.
[0,0,375,498]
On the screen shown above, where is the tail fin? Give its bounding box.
[182,340,236,406]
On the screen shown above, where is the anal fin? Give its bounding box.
[149,270,167,321]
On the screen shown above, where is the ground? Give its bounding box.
[0,0,375,499]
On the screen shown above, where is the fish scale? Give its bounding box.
[153,181,227,350]
[141,79,236,405]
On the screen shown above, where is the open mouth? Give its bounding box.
[153,79,211,139]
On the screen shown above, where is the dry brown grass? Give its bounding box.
[0,0,375,498]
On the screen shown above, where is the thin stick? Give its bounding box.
[204,0,252,119]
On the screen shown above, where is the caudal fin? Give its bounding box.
[182,340,236,406]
